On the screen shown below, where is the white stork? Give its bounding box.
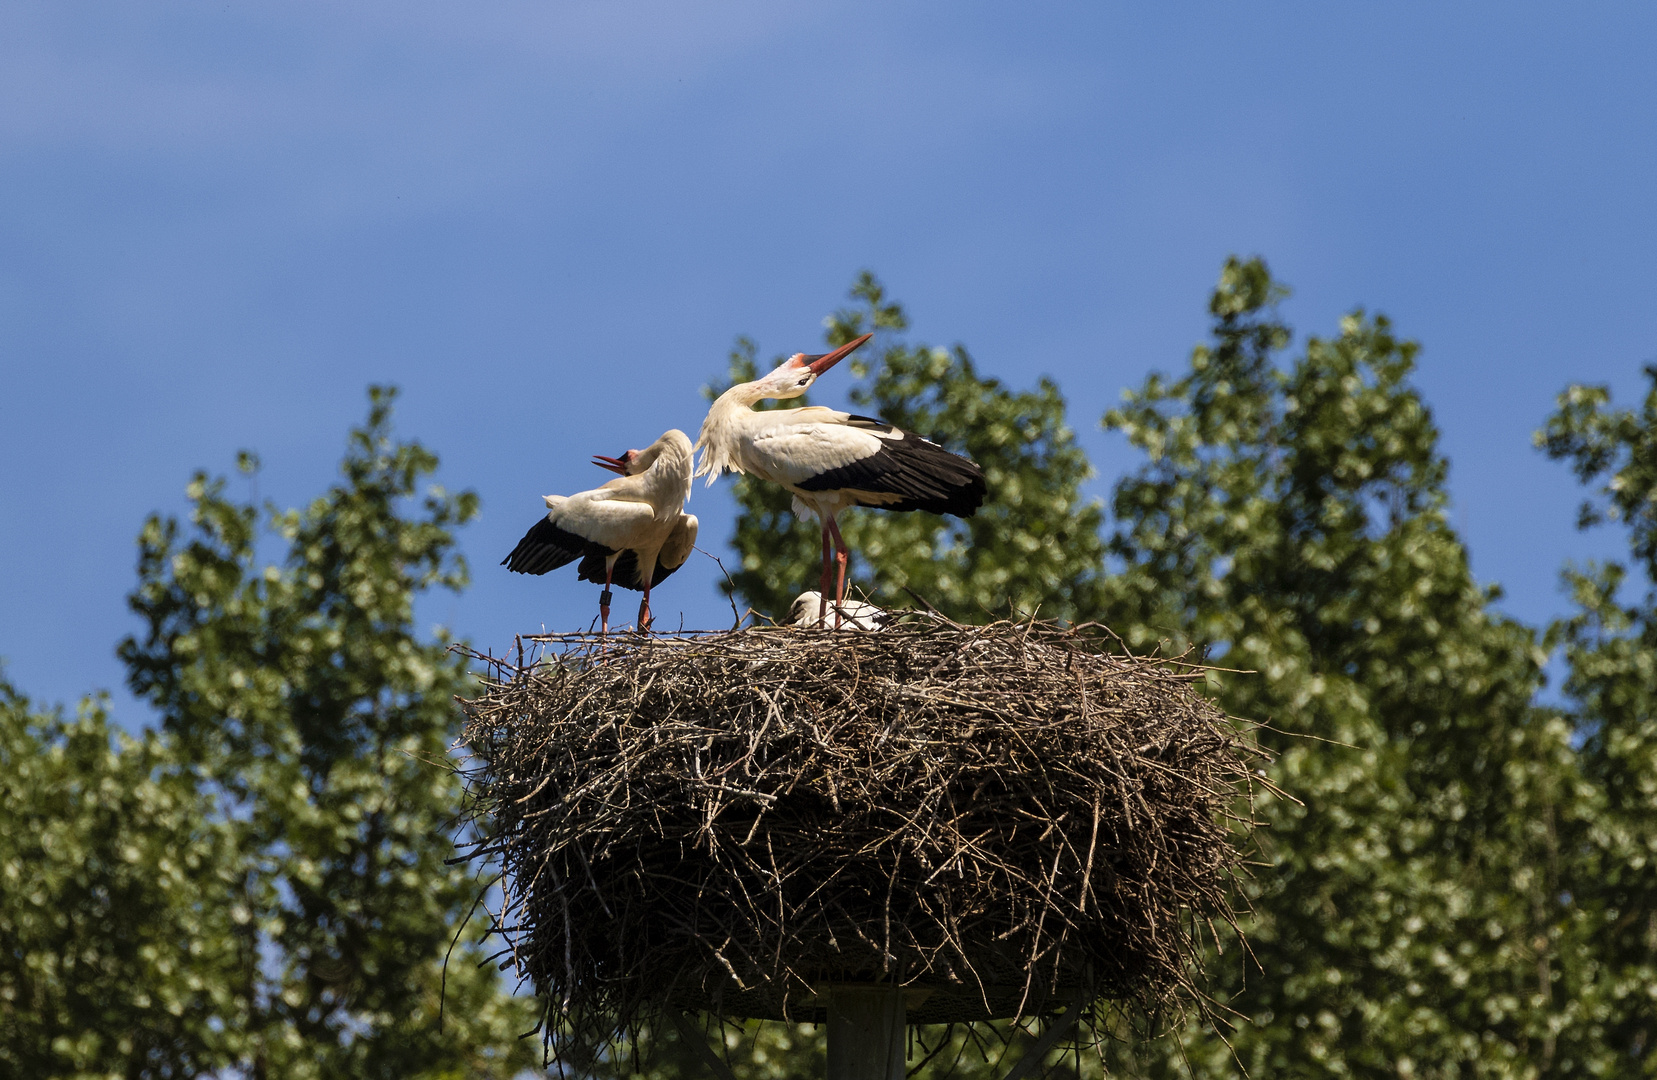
[502,429,698,634]
[696,333,985,624]
[789,591,889,631]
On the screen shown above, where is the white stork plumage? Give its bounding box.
[502,429,698,634]
[789,591,889,631]
[696,333,985,624]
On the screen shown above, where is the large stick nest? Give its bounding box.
[454,619,1262,1055]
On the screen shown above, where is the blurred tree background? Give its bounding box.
[5,268,1657,1077]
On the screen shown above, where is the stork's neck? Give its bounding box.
[635,433,693,518]
[696,381,774,483]
[713,378,774,411]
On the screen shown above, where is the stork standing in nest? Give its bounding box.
[503,429,697,634]
[696,333,985,625]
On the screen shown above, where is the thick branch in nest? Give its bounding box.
[454,620,1263,1060]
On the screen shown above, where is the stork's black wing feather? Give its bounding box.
[795,417,987,517]
[575,548,683,592]
[501,516,613,576]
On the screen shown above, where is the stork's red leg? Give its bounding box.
[818,516,833,625]
[599,561,615,638]
[827,513,849,629]
[638,570,653,632]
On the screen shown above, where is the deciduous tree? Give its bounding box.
[0,681,243,1078]
[116,387,537,1078]
[1099,258,1592,1076]
[1540,368,1657,1071]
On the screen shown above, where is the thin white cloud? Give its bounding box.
[0,1,820,149]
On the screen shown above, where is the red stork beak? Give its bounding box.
[802,332,873,376]
[591,453,629,475]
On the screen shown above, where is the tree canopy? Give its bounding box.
[3,389,537,1079]
[1538,367,1657,1069]
[6,270,1657,1077]
[708,262,1647,1077]
[0,682,241,1077]
[1097,258,1592,1076]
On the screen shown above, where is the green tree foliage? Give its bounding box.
[14,269,1656,1079]
[110,387,536,1078]
[589,1018,823,1080]
[595,1011,1096,1080]
[709,261,1617,1076]
[0,680,242,1078]
[711,271,1106,623]
[1098,258,1592,1076]
[1540,368,1657,1070]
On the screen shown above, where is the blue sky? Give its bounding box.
[3,2,1654,718]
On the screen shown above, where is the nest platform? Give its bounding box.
[455,619,1260,1053]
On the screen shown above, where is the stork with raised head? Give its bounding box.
[696,333,986,624]
[502,429,698,634]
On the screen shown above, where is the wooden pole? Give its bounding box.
[998,988,1089,1080]
[825,985,906,1080]
[668,1010,740,1080]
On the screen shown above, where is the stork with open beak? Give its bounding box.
[696,333,985,625]
[502,429,698,635]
